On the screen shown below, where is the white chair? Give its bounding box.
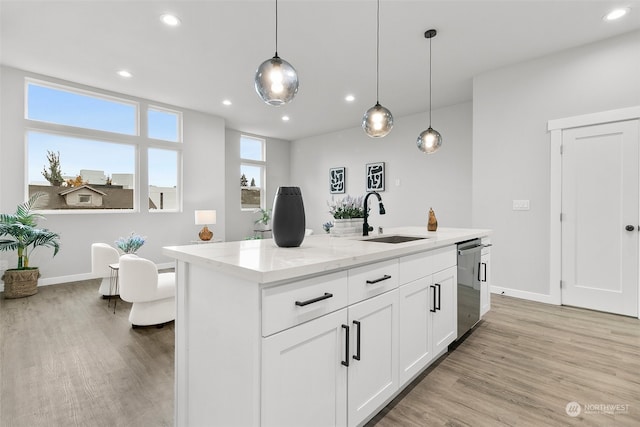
[91,243,120,297]
[118,254,176,328]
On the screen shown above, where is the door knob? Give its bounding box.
[625,225,635,231]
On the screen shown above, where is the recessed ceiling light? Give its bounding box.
[345,94,355,102]
[117,70,132,78]
[161,14,181,26]
[604,8,629,21]
[222,99,232,106]
[282,115,290,122]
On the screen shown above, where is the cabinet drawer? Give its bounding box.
[399,246,457,284]
[431,246,457,274]
[348,259,399,304]
[262,271,348,337]
[399,252,431,284]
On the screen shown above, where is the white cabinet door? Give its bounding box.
[347,290,399,427]
[431,266,457,355]
[262,308,348,427]
[480,251,491,317]
[398,277,433,385]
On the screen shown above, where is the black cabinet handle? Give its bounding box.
[341,324,350,367]
[366,274,392,285]
[626,225,635,231]
[435,283,441,311]
[481,263,487,282]
[430,285,437,312]
[353,320,361,361]
[295,292,333,307]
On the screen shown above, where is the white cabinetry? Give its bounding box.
[261,260,399,427]
[262,309,348,427]
[398,247,457,386]
[480,238,491,317]
[347,290,398,427]
[431,266,457,355]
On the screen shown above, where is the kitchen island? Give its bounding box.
[163,227,491,427]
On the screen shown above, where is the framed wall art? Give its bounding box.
[366,162,385,192]
[329,167,346,194]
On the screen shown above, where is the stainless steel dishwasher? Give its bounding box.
[457,239,483,339]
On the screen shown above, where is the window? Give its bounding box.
[148,107,181,142]
[27,81,136,134]
[148,148,179,210]
[27,131,136,210]
[240,135,266,210]
[25,79,183,212]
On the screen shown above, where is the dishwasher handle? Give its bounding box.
[457,244,483,256]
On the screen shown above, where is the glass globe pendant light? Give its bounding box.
[255,0,299,106]
[417,29,442,154]
[362,0,393,137]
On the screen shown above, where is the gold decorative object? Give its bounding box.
[195,210,216,241]
[428,207,438,231]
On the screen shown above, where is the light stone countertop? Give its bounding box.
[163,226,491,285]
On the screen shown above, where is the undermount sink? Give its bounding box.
[361,235,428,244]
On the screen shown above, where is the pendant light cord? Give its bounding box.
[376,0,380,103]
[428,35,432,126]
[275,0,279,56]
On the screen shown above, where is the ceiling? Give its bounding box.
[1,0,639,141]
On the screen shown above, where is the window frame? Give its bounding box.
[240,135,266,211]
[24,78,184,214]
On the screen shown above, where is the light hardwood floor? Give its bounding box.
[1,280,639,426]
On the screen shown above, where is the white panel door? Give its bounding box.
[262,308,348,427]
[561,120,639,316]
[431,266,457,355]
[347,290,398,427]
[398,277,433,385]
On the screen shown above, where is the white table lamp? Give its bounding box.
[195,210,216,241]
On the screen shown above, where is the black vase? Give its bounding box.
[272,186,305,247]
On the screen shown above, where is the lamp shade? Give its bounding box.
[362,103,394,138]
[195,210,217,225]
[254,55,299,106]
[417,127,442,154]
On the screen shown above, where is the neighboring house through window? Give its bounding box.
[25,79,182,211]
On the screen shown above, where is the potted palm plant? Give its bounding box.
[0,192,61,298]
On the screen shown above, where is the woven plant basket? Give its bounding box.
[1,268,40,298]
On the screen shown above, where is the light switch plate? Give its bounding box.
[513,200,530,211]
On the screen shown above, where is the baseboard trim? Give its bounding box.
[490,285,559,305]
[1,262,176,292]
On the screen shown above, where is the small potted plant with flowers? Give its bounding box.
[327,195,365,236]
[115,232,146,254]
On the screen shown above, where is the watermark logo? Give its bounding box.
[566,401,630,417]
[566,401,582,417]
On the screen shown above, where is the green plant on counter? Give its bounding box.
[254,208,272,226]
[328,195,365,219]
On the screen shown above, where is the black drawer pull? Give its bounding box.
[341,324,350,367]
[435,283,441,311]
[430,285,437,313]
[295,292,333,307]
[353,320,361,361]
[366,275,392,285]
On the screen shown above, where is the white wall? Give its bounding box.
[291,102,473,234]
[472,30,640,301]
[225,129,291,242]
[0,66,226,285]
